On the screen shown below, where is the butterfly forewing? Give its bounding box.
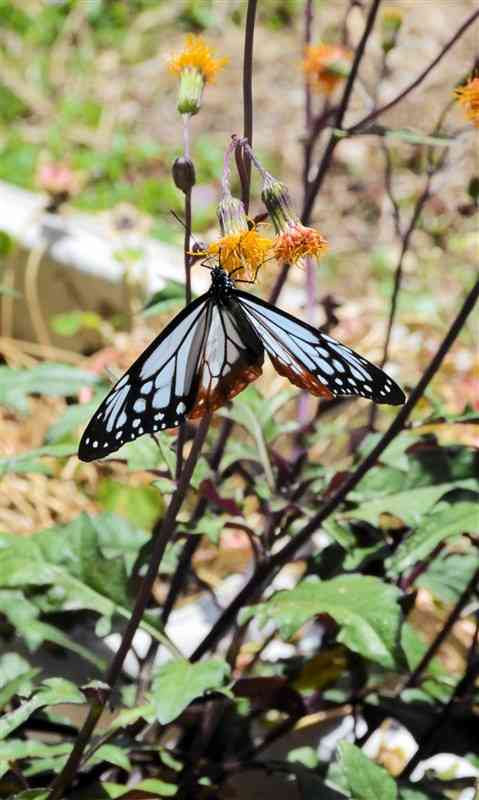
[236,292,405,405]
[78,293,211,461]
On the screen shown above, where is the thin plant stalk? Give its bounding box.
[302,0,383,224]
[241,0,257,211]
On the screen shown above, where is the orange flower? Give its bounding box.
[206,228,273,282]
[168,34,227,115]
[455,77,479,128]
[274,223,328,265]
[261,177,328,265]
[303,43,351,95]
[168,34,227,83]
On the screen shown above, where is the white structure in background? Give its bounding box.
[0,179,210,348]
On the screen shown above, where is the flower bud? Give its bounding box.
[261,177,297,233]
[217,194,248,236]
[172,156,196,193]
[177,68,204,116]
[381,7,403,53]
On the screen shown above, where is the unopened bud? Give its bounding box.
[381,7,403,53]
[172,156,196,194]
[217,194,248,236]
[177,68,204,115]
[261,177,297,233]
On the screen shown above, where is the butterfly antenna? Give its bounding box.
[169,209,203,251]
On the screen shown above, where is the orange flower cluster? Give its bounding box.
[274,223,328,265]
[303,43,351,95]
[455,77,479,128]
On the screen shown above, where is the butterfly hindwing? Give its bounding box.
[188,299,264,419]
[236,291,405,405]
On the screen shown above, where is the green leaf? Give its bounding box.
[89,744,132,772]
[0,230,13,256]
[219,386,297,444]
[123,434,176,474]
[0,443,75,476]
[181,514,225,544]
[0,679,83,740]
[387,498,479,575]
[0,654,39,709]
[151,658,230,724]
[0,740,72,780]
[339,742,397,800]
[417,553,479,603]
[0,513,170,649]
[142,280,187,318]
[46,391,107,443]
[0,364,100,414]
[97,479,164,530]
[11,792,49,800]
[50,310,102,337]
[245,576,402,668]
[344,480,478,527]
[126,778,177,796]
[287,747,319,770]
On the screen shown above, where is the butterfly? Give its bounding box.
[78,266,405,462]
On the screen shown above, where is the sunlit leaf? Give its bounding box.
[387,498,479,575]
[151,658,231,724]
[344,480,478,527]
[0,679,83,740]
[338,742,397,800]
[244,576,402,668]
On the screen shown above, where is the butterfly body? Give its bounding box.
[78,267,405,462]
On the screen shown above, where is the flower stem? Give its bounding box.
[47,413,211,800]
[191,276,479,659]
[241,0,258,211]
[302,0,383,225]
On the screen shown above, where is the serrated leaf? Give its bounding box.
[339,742,397,800]
[417,553,478,603]
[151,658,230,724]
[344,480,478,527]
[0,679,83,740]
[0,364,101,414]
[0,654,39,709]
[0,513,170,649]
[246,576,402,668]
[387,499,479,575]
